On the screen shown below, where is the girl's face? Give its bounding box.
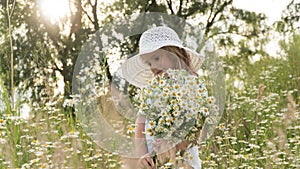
[141,49,180,76]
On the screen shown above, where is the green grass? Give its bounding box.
[0,57,299,169]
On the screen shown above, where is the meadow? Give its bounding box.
[0,52,299,169]
[0,1,299,168]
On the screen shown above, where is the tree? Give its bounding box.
[0,0,111,106]
[0,0,271,108]
[275,0,300,33]
[104,0,271,89]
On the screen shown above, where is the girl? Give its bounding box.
[121,26,205,169]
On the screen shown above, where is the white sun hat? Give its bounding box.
[121,26,204,88]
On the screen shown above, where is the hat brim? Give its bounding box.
[121,45,204,88]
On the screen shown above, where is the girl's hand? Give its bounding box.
[175,140,190,151]
[153,138,175,154]
[152,138,165,153]
[137,152,155,169]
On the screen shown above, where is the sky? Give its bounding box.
[234,0,294,58]
[233,0,292,24]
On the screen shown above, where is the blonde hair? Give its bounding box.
[160,46,198,75]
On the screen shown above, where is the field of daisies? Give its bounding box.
[1,57,299,169]
[0,47,299,169]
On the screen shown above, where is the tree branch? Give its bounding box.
[205,0,233,35]
[165,0,174,15]
[92,0,99,30]
[207,29,264,40]
[80,8,100,34]
[81,6,95,25]
[177,0,183,16]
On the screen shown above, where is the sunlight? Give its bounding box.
[38,0,70,22]
[233,0,292,24]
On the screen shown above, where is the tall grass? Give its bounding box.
[0,79,121,168]
[0,58,299,168]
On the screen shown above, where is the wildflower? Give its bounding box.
[158,118,165,125]
[165,117,173,126]
[68,130,79,138]
[198,88,204,93]
[161,111,168,117]
[62,98,78,107]
[173,83,180,90]
[181,87,188,94]
[219,123,225,130]
[62,147,69,152]
[84,157,93,161]
[21,163,31,168]
[173,111,180,117]
[155,126,164,133]
[30,158,40,164]
[148,121,156,128]
[190,126,198,132]
[166,84,171,90]
[176,92,182,97]
[7,116,22,121]
[188,81,194,86]
[200,107,209,116]
[164,160,173,167]
[136,69,217,148]
[41,164,49,168]
[146,128,153,136]
[159,79,166,86]
[94,153,102,158]
[147,79,153,85]
[91,164,98,167]
[170,99,176,105]
[185,112,193,120]
[17,152,23,156]
[127,125,135,134]
[171,91,176,97]
[140,102,147,109]
[206,96,215,104]
[35,151,44,157]
[109,163,117,168]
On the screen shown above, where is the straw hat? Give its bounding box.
[121,26,204,88]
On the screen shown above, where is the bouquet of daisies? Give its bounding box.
[138,69,216,145]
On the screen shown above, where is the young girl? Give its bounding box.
[121,26,205,169]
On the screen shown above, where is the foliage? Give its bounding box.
[0,0,270,103]
[0,0,300,168]
[275,0,300,33]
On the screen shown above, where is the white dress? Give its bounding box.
[145,120,202,169]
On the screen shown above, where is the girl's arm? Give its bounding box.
[135,115,148,156]
[135,116,156,169]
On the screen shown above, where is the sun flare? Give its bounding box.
[38,0,70,22]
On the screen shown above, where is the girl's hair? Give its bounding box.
[160,46,198,75]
